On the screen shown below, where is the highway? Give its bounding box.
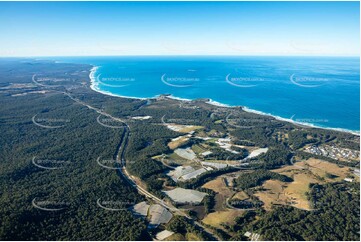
[52,86,220,240]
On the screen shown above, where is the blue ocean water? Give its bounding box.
[52,56,360,133]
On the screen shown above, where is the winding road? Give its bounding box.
[31,73,221,240]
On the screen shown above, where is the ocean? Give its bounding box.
[50,56,360,133]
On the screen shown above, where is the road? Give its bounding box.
[113,119,221,240]
[51,86,220,240]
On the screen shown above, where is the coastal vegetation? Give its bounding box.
[0,59,359,241]
[234,170,293,190]
[251,182,360,241]
[0,61,150,240]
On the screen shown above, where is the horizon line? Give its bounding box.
[0,54,360,58]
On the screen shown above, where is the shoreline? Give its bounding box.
[88,65,360,136]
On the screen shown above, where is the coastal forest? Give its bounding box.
[0,59,359,241]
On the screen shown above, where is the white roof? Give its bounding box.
[181,168,207,180]
[149,204,173,227]
[164,188,207,204]
[202,161,227,169]
[201,151,213,156]
[244,232,252,237]
[155,230,174,241]
[174,148,196,160]
[131,201,150,217]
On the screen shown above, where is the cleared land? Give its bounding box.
[168,135,189,150]
[202,177,233,197]
[165,233,185,241]
[303,158,352,181]
[202,209,244,229]
[166,153,193,166]
[254,158,353,210]
[178,204,206,220]
[202,177,234,211]
[254,180,289,210]
[232,191,249,200]
[165,124,203,133]
[185,233,202,241]
[244,147,268,160]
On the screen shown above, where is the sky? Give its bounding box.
[0,1,359,57]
